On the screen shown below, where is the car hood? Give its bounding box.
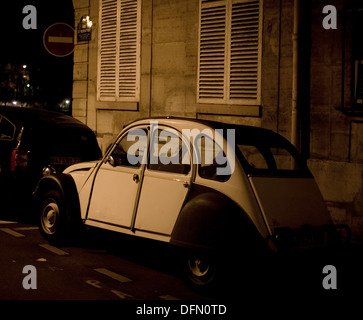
[63,161,99,174]
[63,161,100,192]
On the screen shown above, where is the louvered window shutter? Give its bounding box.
[99,0,140,101]
[199,1,226,101]
[198,0,261,105]
[99,0,118,99]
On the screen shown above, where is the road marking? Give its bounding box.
[111,290,134,299]
[159,295,181,300]
[86,280,103,289]
[94,268,132,283]
[0,220,17,224]
[14,227,39,231]
[0,228,25,238]
[39,244,70,256]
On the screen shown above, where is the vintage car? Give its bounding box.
[34,117,349,288]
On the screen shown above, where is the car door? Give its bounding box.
[86,127,147,228]
[134,127,193,235]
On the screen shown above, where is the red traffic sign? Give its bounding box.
[43,23,75,57]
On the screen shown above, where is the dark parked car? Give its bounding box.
[0,106,102,212]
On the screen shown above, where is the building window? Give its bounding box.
[198,0,262,105]
[98,0,141,102]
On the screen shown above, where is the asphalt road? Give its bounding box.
[0,218,210,301]
[1,207,363,316]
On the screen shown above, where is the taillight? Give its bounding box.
[10,149,29,172]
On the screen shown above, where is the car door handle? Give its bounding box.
[133,174,139,183]
[173,178,189,188]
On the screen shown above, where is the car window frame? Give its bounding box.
[0,115,16,141]
[146,126,192,176]
[194,133,231,183]
[106,126,148,169]
[236,142,312,178]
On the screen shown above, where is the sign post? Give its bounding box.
[43,23,75,57]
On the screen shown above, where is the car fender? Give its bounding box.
[34,173,81,224]
[170,188,265,253]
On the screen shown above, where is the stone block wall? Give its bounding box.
[71,0,363,239]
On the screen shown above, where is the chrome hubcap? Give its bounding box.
[41,202,59,234]
[189,257,210,277]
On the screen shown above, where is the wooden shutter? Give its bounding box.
[99,0,140,101]
[198,0,261,104]
[229,0,260,100]
[99,0,118,99]
[198,1,226,101]
[119,0,139,99]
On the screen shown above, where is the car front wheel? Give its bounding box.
[39,190,75,244]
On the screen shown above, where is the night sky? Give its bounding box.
[0,0,74,111]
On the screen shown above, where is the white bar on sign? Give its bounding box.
[48,36,73,44]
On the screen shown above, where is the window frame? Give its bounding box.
[147,128,192,175]
[108,127,148,169]
[0,116,16,141]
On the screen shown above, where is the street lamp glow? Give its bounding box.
[87,19,93,28]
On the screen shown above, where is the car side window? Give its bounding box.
[0,116,15,141]
[109,128,147,168]
[197,135,230,182]
[238,145,269,169]
[148,129,191,174]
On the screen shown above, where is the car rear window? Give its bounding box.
[21,125,101,161]
[235,130,310,177]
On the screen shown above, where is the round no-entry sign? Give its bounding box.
[43,23,75,57]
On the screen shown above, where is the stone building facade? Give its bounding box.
[71,0,363,239]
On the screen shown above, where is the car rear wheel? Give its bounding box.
[39,190,74,244]
[184,252,217,289]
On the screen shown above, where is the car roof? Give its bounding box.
[0,106,88,129]
[125,116,292,147]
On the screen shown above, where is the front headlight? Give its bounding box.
[42,165,56,176]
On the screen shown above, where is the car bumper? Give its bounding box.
[271,224,351,252]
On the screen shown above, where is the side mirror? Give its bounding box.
[107,155,116,167]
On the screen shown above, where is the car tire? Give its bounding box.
[184,251,218,290]
[39,189,77,244]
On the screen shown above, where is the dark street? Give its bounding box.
[1,207,362,303]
